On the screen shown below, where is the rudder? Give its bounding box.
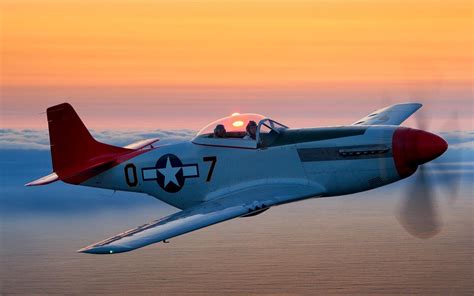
[47,103,130,179]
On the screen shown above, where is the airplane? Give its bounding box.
[26,102,448,254]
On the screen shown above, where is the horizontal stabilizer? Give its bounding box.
[123,138,160,150]
[25,172,59,186]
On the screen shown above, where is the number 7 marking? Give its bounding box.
[203,156,217,182]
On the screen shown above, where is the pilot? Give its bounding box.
[243,121,257,140]
[213,124,226,138]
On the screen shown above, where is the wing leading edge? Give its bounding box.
[352,103,422,126]
[78,182,324,254]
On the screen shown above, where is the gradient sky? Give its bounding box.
[1,0,472,130]
[1,3,472,292]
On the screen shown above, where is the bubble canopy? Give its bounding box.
[195,113,266,138]
[192,113,288,149]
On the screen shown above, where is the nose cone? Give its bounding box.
[392,128,448,178]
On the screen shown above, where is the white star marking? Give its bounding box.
[158,157,181,187]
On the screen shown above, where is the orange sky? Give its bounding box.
[1,0,472,130]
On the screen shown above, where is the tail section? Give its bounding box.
[47,103,130,178]
[26,103,148,186]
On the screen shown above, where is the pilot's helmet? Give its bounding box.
[246,121,257,133]
[214,124,226,137]
[215,124,226,132]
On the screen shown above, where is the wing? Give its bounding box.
[78,182,324,254]
[352,103,422,126]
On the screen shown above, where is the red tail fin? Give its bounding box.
[26,103,152,186]
[47,103,131,182]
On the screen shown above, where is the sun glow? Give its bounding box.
[232,120,244,127]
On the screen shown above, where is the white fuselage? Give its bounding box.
[82,125,401,210]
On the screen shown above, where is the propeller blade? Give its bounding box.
[397,166,441,238]
[440,111,461,203]
[414,108,429,131]
[429,159,461,204]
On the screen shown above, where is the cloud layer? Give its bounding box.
[1,128,473,152]
[0,128,196,150]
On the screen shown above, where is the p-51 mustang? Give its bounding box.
[27,103,448,254]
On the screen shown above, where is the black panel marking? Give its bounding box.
[298,145,392,162]
[266,127,368,147]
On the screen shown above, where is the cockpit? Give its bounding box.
[192,113,288,149]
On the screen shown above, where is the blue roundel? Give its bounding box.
[155,154,185,193]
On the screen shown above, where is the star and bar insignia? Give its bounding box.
[142,154,199,193]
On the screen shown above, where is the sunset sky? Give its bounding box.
[1,0,472,130]
[1,3,473,293]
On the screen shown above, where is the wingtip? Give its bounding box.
[77,246,115,255]
[394,102,423,108]
[77,247,92,254]
[411,102,423,113]
[77,245,132,255]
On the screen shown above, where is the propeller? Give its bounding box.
[397,165,441,238]
[375,64,461,239]
[395,108,460,239]
[436,111,461,203]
